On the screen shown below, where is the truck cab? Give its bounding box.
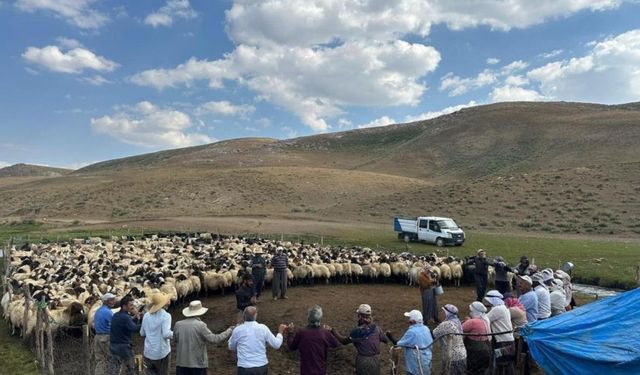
[394,216,465,246]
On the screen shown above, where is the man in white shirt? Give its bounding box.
[532,273,551,320]
[229,306,287,375]
[140,293,173,375]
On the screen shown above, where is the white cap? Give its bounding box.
[356,304,372,315]
[101,293,116,302]
[403,309,423,323]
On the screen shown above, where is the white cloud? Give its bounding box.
[16,0,109,29]
[501,60,529,74]
[541,49,564,59]
[337,118,352,129]
[357,116,396,129]
[81,74,112,86]
[404,100,478,122]
[23,45,118,74]
[430,0,624,31]
[487,57,500,65]
[90,101,213,148]
[440,70,496,96]
[0,161,10,169]
[490,85,544,102]
[145,0,197,28]
[133,40,440,132]
[132,0,629,132]
[198,101,255,116]
[55,37,83,49]
[527,29,640,103]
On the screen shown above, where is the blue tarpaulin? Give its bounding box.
[520,287,640,375]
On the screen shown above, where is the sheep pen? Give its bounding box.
[1,232,588,374]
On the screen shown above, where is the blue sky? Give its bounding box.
[1,0,639,169]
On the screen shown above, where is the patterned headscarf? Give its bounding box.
[442,304,462,332]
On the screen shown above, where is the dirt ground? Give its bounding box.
[130,284,545,375]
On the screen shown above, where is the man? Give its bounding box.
[467,249,489,301]
[517,275,538,323]
[271,247,289,300]
[386,310,432,375]
[251,248,267,301]
[329,304,389,375]
[493,256,513,295]
[109,295,142,375]
[229,306,286,375]
[174,300,234,375]
[236,273,257,322]
[93,292,116,375]
[514,256,534,277]
[532,273,551,320]
[286,305,340,375]
[140,293,173,375]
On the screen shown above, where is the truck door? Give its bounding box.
[427,220,442,244]
[417,219,430,241]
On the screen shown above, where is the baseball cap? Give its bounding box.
[403,309,423,323]
[101,292,116,302]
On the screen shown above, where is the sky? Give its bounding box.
[1,0,639,169]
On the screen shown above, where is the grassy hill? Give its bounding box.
[0,163,71,178]
[0,101,639,237]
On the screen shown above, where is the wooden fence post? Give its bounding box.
[83,325,91,375]
[36,296,44,372]
[23,286,32,342]
[45,309,55,375]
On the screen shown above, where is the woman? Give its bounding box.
[432,304,466,375]
[504,296,527,334]
[485,290,516,375]
[462,302,491,375]
[419,263,439,324]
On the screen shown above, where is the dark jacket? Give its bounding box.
[109,311,140,358]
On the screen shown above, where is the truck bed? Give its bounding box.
[394,218,417,233]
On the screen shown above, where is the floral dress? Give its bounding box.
[433,320,467,375]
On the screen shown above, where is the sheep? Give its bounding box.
[48,301,86,332]
[439,264,452,284]
[450,262,463,287]
[203,271,228,295]
[311,264,330,285]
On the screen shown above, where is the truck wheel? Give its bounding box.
[404,234,411,243]
[435,238,445,247]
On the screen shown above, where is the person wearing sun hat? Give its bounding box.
[517,275,538,323]
[140,293,173,375]
[330,304,389,375]
[433,304,467,375]
[549,278,567,317]
[531,272,551,320]
[386,309,432,375]
[174,300,234,375]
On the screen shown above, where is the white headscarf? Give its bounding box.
[484,290,504,306]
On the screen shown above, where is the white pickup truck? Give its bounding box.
[394,216,465,246]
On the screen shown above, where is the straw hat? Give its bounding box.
[356,304,372,315]
[253,248,264,255]
[182,300,208,317]
[148,293,171,314]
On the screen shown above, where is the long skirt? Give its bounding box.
[464,339,491,375]
[421,288,438,323]
[494,340,516,375]
[355,354,380,375]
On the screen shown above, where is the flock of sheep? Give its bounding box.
[1,233,505,337]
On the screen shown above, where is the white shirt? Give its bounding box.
[228,321,283,368]
[535,285,551,319]
[550,290,566,316]
[140,309,173,360]
[486,305,514,342]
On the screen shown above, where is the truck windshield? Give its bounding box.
[437,220,459,230]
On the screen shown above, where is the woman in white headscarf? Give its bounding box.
[485,290,516,374]
[433,304,466,375]
[462,302,492,375]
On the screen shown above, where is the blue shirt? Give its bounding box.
[140,309,173,360]
[397,323,433,375]
[519,291,539,323]
[94,305,113,334]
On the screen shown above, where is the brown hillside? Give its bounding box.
[0,163,71,178]
[1,101,639,237]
